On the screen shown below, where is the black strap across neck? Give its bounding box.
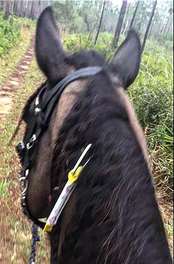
[44,66,102,108]
[39,66,102,123]
[24,66,102,145]
[16,66,102,228]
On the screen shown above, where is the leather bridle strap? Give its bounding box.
[38,66,102,125]
[43,66,102,109]
[17,66,102,229]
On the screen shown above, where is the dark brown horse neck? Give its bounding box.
[49,71,171,263]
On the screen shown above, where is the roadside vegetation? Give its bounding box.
[0,59,50,263]
[0,12,34,85]
[0,11,34,56]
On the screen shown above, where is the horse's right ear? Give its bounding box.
[35,7,68,84]
[110,30,141,89]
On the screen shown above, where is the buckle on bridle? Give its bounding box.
[26,134,37,150]
[35,107,41,114]
[20,176,29,194]
[16,141,25,152]
[16,141,25,161]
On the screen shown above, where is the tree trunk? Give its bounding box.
[0,1,3,10]
[25,0,31,18]
[162,15,170,35]
[121,2,130,34]
[17,0,23,17]
[25,0,30,17]
[129,1,140,30]
[0,0,5,11]
[13,0,18,15]
[22,0,27,17]
[10,0,14,16]
[84,13,90,32]
[142,0,157,51]
[148,20,154,38]
[94,0,106,45]
[165,15,172,38]
[136,20,143,32]
[30,0,35,19]
[4,0,11,18]
[21,0,26,17]
[113,0,127,48]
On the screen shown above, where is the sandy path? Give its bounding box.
[0,39,34,121]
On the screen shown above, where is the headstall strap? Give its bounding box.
[16,66,102,228]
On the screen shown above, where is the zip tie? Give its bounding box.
[72,143,92,173]
[43,144,92,232]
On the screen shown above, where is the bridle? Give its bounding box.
[16,66,102,229]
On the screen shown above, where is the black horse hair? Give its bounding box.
[50,61,171,263]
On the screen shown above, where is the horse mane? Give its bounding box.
[51,69,170,263]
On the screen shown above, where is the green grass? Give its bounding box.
[64,32,114,58]
[0,11,34,56]
[129,48,173,191]
[0,58,50,263]
[0,58,43,183]
[0,179,10,198]
[0,26,33,86]
[0,11,35,86]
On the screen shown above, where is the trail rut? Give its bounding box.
[0,39,34,121]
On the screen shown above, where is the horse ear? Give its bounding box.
[110,30,141,88]
[35,7,68,84]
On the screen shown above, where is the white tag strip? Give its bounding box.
[43,144,92,232]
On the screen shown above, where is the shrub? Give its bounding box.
[129,49,173,190]
[0,12,34,57]
[64,32,114,59]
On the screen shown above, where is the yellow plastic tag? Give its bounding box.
[43,223,53,233]
[68,166,83,183]
[43,145,92,233]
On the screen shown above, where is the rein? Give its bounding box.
[16,66,102,228]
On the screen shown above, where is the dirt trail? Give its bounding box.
[0,39,34,121]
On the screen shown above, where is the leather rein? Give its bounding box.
[16,66,102,229]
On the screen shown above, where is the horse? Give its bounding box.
[15,7,172,264]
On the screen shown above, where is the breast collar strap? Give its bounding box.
[16,66,102,228]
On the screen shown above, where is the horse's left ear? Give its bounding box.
[35,7,68,85]
[110,30,141,88]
